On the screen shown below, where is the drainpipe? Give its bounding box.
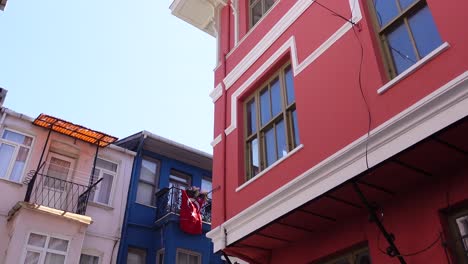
[116,133,147,264]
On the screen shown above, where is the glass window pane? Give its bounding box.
[169,171,191,189]
[260,88,271,125]
[157,252,164,264]
[265,0,275,11]
[96,158,117,172]
[44,253,66,264]
[0,143,14,179]
[127,248,146,264]
[48,237,68,252]
[249,138,259,177]
[10,146,29,182]
[246,98,257,135]
[456,215,468,251]
[284,66,295,105]
[28,233,47,247]
[24,251,41,264]
[97,173,113,204]
[189,254,199,264]
[408,6,442,58]
[136,182,154,205]
[201,178,212,198]
[291,110,300,147]
[251,1,262,26]
[79,254,99,264]
[2,130,32,146]
[140,159,157,183]
[47,157,71,180]
[387,23,417,74]
[264,127,276,166]
[355,252,371,264]
[270,78,281,117]
[275,119,287,158]
[373,0,399,27]
[398,0,417,10]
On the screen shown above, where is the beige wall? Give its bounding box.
[0,109,135,263]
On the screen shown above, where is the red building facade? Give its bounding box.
[171,0,468,263]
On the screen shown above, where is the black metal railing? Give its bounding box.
[24,170,100,215]
[155,187,212,223]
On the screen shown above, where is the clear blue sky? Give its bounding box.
[0,0,216,153]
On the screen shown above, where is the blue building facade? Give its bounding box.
[116,131,224,264]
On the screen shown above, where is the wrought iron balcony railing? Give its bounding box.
[24,170,101,215]
[155,187,212,223]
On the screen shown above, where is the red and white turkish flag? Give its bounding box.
[180,190,205,234]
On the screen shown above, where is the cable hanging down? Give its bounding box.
[314,0,371,169]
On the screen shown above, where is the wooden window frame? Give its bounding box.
[367,0,436,78]
[447,209,468,264]
[244,63,298,181]
[249,0,275,28]
[127,246,147,264]
[136,157,161,206]
[176,248,201,264]
[169,169,192,188]
[156,248,165,264]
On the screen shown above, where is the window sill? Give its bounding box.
[88,201,114,210]
[236,144,304,192]
[377,42,450,94]
[0,177,24,187]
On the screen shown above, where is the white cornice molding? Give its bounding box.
[209,83,224,103]
[208,71,468,252]
[223,0,362,135]
[170,0,227,37]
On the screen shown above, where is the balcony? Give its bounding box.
[23,170,100,215]
[155,187,212,223]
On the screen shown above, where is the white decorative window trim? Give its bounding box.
[223,0,362,135]
[207,71,468,252]
[377,42,450,94]
[236,144,304,192]
[210,134,223,148]
[209,83,224,103]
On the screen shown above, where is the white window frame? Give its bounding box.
[127,246,147,264]
[136,157,160,207]
[20,231,70,264]
[176,248,201,264]
[79,250,102,264]
[89,157,119,206]
[156,248,165,264]
[0,128,34,183]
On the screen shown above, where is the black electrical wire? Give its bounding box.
[314,0,357,26]
[313,0,371,169]
[352,25,371,170]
